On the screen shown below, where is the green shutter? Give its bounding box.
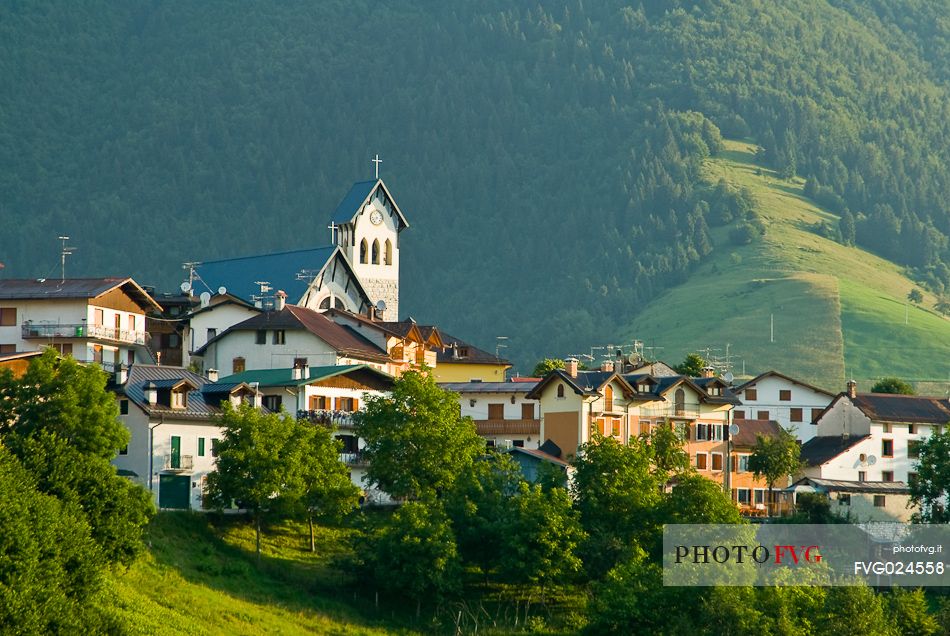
[197,437,205,457]
[171,436,181,469]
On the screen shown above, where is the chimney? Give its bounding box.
[206,368,219,382]
[302,363,310,380]
[600,360,614,372]
[565,357,579,378]
[275,290,287,311]
[249,382,261,408]
[114,364,128,386]
[144,381,157,406]
[292,366,303,381]
[846,380,857,399]
[701,366,716,378]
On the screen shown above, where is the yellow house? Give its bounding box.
[432,333,511,382]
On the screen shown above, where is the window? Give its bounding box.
[556,384,565,398]
[127,349,134,366]
[696,453,708,470]
[757,410,769,420]
[734,409,746,419]
[488,403,505,420]
[120,399,129,415]
[737,488,751,504]
[674,388,685,415]
[129,315,136,331]
[521,403,535,419]
[811,408,823,422]
[882,439,893,457]
[738,455,750,473]
[908,440,921,458]
[708,385,722,396]
[198,438,205,457]
[310,395,329,410]
[360,239,368,264]
[0,344,16,354]
[908,472,918,488]
[711,453,723,471]
[0,307,16,326]
[485,439,496,448]
[371,240,380,264]
[858,471,866,482]
[754,489,765,505]
[881,470,894,482]
[337,435,359,453]
[255,330,267,344]
[334,397,359,412]
[595,418,608,436]
[512,440,525,448]
[790,407,803,422]
[211,439,220,457]
[232,357,245,373]
[384,239,393,265]
[273,330,285,345]
[207,328,217,341]
[908,424,916,434]
[874,495,886,507]
[838,494,851,506]
[696,423,708,441]
[882,423,890,433]
[172,390,186,409]
[263,395,282,411]
[119,444,128,455]
[293,357,308,368]
[92,344,103,363]
[604,385,614,412]
[640,421,652,436]
[744,388,757,401]
[779,389,791,401]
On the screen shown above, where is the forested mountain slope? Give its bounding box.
[1,1,948,370]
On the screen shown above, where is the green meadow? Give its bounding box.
[626,140,950,393]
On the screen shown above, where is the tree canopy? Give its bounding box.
[870,377,916,395]
[748,427,803,513]
[909,430,950,523]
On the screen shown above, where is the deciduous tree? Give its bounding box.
[870,377,916,395]
[748,428,802,515]
[909,430,950,523]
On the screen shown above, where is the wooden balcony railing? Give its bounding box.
[473,418,540,436]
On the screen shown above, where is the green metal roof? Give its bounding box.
[219,364,390,388]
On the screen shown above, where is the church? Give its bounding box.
[192,176,408,320]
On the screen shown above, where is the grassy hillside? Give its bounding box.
[626,140,950,393]
[103,514,411,635]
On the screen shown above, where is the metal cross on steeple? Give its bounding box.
[372,154,382,179]
[327,221,338,244]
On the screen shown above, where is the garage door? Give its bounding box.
[159,474,190,510]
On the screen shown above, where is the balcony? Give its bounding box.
[163,455,194,472]
[297,409,357,429]
[473,418,540,436]
[340,451,367,466]
[21,322,148,346]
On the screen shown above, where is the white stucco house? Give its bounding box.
[733,370,834,443]
[439,381,541,449]
[0,277,161,369]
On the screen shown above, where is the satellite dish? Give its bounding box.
[180,281,192,293]
[723,371,735,384]
[627,352,641,365]
[375,299,387,311]
[217,286,227,295]
[729,423,740,436]
[199,291,211,307]
[867,455,877,466]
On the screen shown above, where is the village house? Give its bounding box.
[440,380,541,449]
[433,333,511,382]
[111,364,258,510]
[796,380,950,521]
[0,277,162,370]
[733,370,835,443]
[218,364,395,499]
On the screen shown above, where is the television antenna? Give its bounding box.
[495,336,508,359]
[58,235,76,282]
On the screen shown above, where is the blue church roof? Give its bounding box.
[194,245,335,304]
[331,180,378,224]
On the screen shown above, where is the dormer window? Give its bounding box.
[638,382,650,392]
[458,347,469,358]
[708,385,722,396]
[172,389,187,409]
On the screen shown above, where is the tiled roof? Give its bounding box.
[0,277,161,312]
[439,381,539,394]
[799,434,870,466]
[853,393,950,424]
[119,364,233,419]
[790,477,911,495]
[196,306,390,362]
[731,419,784,447]
[734,370,834,397]
[436,332,510,366]
[193,246,335,305]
